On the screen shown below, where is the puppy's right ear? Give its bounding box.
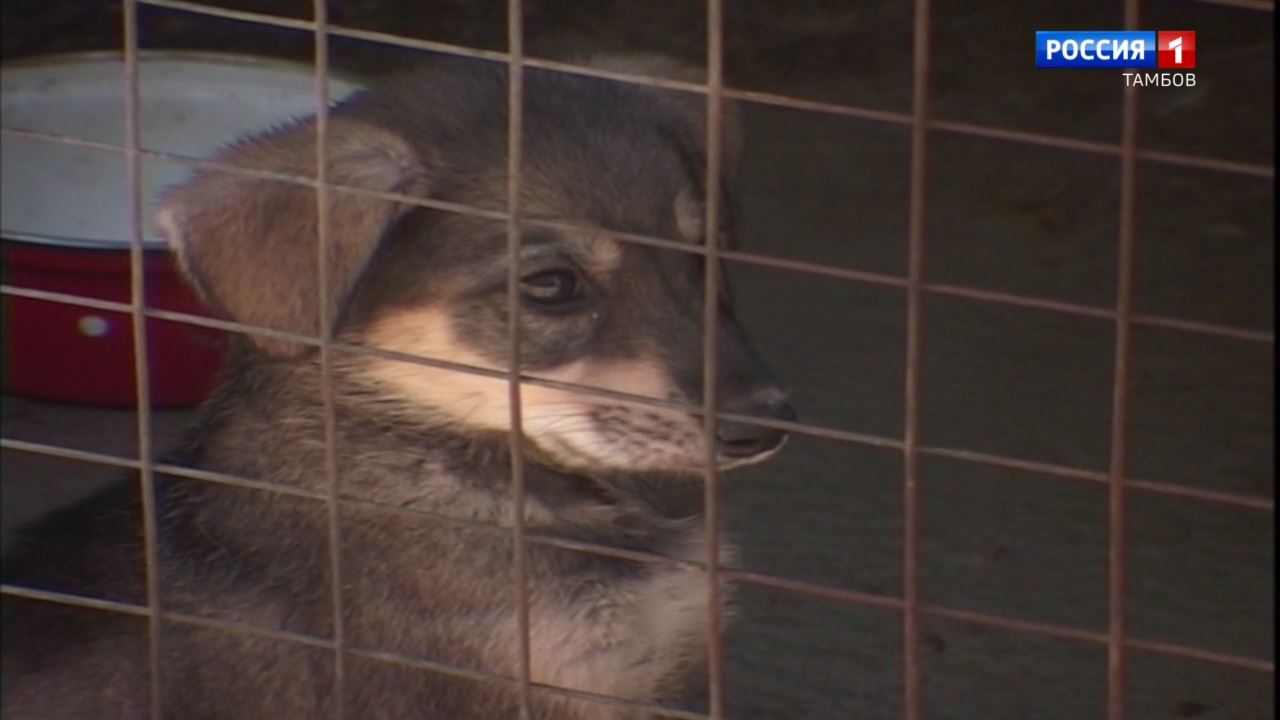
[155,115,430,357]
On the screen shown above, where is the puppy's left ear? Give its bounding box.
[155,115,431,357]
[583,53,744,179]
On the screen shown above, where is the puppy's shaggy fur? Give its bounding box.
[1,55,793,719]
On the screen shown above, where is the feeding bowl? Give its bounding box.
[1,52,361,407]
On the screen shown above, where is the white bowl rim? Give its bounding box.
[1,50,365,252]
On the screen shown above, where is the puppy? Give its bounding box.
[1,54,794,719]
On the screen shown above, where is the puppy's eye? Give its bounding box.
[520,269,583,307]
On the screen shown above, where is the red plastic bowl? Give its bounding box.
[1,240,224,408]
[1,52,361,407]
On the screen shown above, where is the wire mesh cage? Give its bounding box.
[0,1,1273,718]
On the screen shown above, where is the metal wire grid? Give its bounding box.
[0,0,1273,718]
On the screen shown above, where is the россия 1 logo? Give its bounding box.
[1156,31,1196,69]
[1035,30,1196,87]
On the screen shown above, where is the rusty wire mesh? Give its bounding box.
[0,0,1275,718]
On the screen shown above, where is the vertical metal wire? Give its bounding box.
[1107,1,1143,717]
[701,0,727,716]
[902,0,932,717]
[121,3,165,718]
[312,2,348,716]
[505,0,534,716]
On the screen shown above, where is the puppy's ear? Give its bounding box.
[582,53,744,178]
[155,115,430,357]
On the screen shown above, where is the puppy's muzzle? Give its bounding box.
[715,387,796,460]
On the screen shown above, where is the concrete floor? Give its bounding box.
[2,1,1274,718]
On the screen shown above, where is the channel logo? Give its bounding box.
[1036,31,1196,69]
[1157,31,1196,69]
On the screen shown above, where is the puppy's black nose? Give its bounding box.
[716,388,796,459]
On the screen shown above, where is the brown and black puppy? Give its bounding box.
[1,54,794,719]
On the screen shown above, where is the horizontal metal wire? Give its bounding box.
[6,580,1273,680]
[3,95,1271,192]
[3,434,1272,595]
[923,604,1275,674]
[7,415,1273,698]
[2,329,1273,515]
[6,124,1271,289]
[918,445,1275,512]
[7,283,1274,472]
[4,574,1272,680]
[46,0,1269,183]
[3,128,1273,348]
[0,584,709,720]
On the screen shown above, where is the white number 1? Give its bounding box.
[1169,36,1184,64]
